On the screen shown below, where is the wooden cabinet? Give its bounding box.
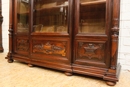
[6,0,121,86]
[0,0,3,52]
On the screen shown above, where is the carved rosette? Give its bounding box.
[78,42,105,60]
[33,41,66,57]
[17,39,29,51]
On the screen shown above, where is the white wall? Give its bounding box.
[119,0,130,70]
[2,0,130,70]
[2,0,9,53]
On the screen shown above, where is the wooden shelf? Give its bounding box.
[35,1,68,11]
[81,0,106,5]
[17,11,29,15]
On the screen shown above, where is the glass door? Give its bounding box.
[31,0,73,67]
[33,0,69,33]
[17,0,29,33]
[79,0,106,34]
[30,0,73,72]
[73,0,110,68]
[14,0,30,55]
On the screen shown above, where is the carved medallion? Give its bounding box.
[78,42,105,60]
[33,41,66,56]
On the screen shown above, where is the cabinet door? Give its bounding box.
[16,0,29,33]
[33,0,69,33]
[31,0,73,71]
[13,0,30,55]
[73,0,111,68]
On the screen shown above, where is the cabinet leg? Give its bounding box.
[28,64,33,67]
[8,59,14,63]
[65,72,73,76]
[106,81,116,86]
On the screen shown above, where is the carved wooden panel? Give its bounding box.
[17,39,29,51]
[33,41,67,57]
[78,42,105,61]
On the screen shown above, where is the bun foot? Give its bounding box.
[65,72,73,76]
[0,50,3,52]
[28,64,33,67]
[106,81,116,86]
[8,59,14,63]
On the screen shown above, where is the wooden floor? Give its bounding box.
[0,53,130,87]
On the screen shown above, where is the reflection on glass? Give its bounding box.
[79,0,106,34]
[33,0,68,33]
[17,0,29,33]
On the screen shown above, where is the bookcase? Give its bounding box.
[6,0,121,86]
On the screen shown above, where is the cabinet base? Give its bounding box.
[8,59,14,63]
[103,63,121,86]
[6,56,121,86]
[65,72,73,76]
[0,47,3,52]
[28,64,34,67]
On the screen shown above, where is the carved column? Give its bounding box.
[111,0,120,69]
[0,0,3,52]
[6,0,14,62]
[103,0,121,85]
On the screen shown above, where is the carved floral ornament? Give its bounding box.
[33,42,66,56]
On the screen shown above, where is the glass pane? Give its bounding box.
[79,0,106,34]
[33,0,68,33]
[17,0,29,33]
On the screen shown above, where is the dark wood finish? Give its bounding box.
[106,81,116,86]
[0,0,3,52]
[6,0,121,86]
